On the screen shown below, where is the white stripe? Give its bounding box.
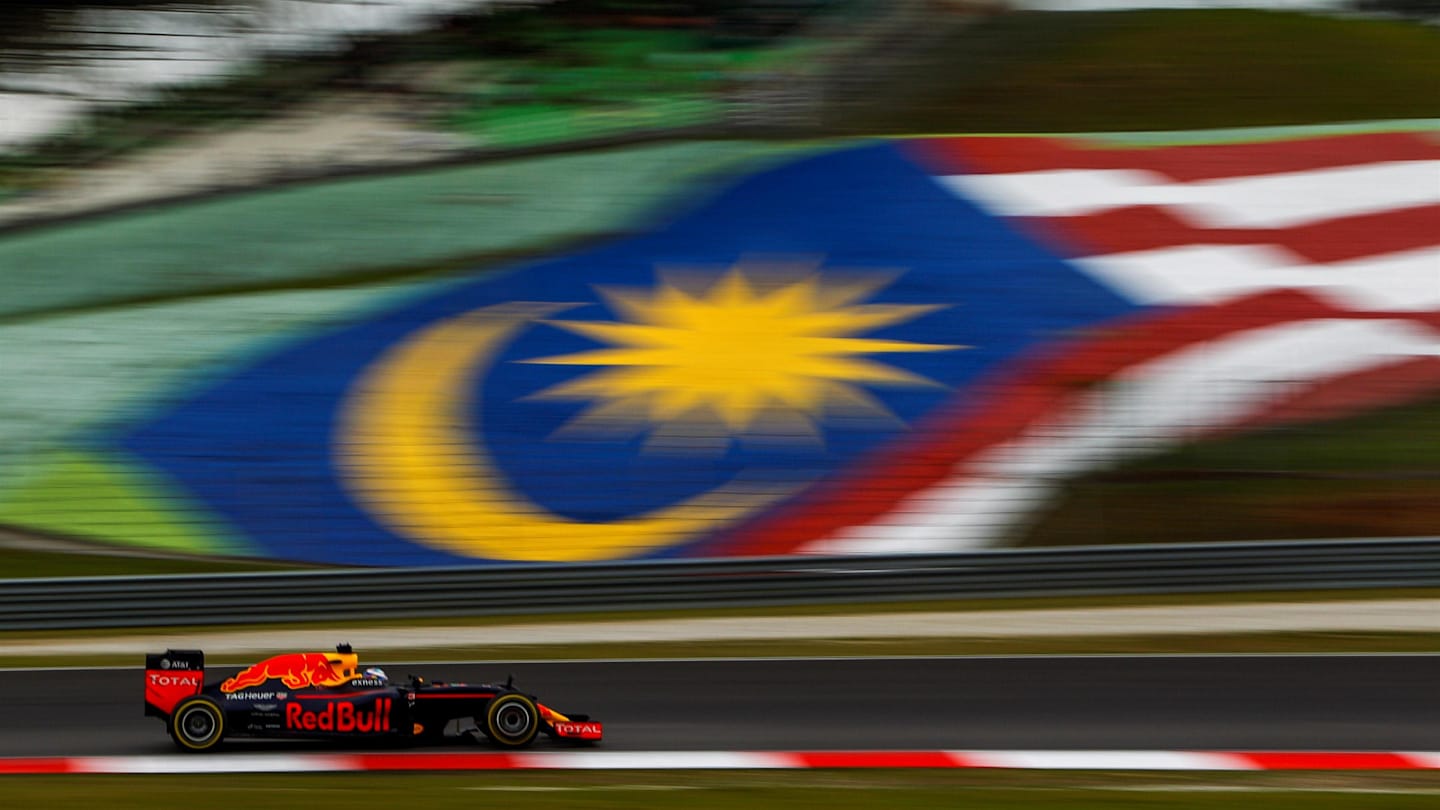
[940,169,1169,217]
[942,160,1440,228]
[810,317,1439,554]
[1401,753,1440,769]
[1183,161,1440,228]
[808,477,1052,555]
[1076,244,1440,311]
[515,752,796,769]
[958,750,1258,770]
[73,754,355,774]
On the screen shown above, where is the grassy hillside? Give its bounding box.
[6,7,1436,183]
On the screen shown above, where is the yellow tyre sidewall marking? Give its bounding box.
[171,698,224,751]
[486,693,539,746]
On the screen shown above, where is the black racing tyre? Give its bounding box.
[483,693,539,748]
[170,697,225,752]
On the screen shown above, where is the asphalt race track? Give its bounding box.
[5,656,1439,756]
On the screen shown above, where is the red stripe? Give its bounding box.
[293,690,392,699]
[717,291,1438,557]
[1025,203,1440,264]
[795,751,959,768]
[292,691,498,700]
[907,132,1440,182]
[0,758,71,774]
[350,752,520,771]
[2,750,1440,773]
[1239,752,1426,770]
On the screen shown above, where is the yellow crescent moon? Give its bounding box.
[334,302,800,563]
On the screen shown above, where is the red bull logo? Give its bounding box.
[285,699,392,733]
[221,652,352,693]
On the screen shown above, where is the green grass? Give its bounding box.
[446,96,725,147]
[1021,394,1440,547]
[6,772,1440,808]
[826,9,1440,135]
[439,26,809,146]
[0,450,255,558]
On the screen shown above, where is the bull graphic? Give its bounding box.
[221,653,351,693]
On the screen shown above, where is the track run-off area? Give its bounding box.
[3,655,1439,772]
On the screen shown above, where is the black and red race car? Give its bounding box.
[144,645,602,752]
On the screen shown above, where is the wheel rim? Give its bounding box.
[495,701,533,737]
[180,707,216,742]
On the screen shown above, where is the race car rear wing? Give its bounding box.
[144,649,204,718]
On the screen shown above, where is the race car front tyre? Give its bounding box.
[170,697,225,752]
[483,693,539,748]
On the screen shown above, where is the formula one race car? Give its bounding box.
[144,645,603,752]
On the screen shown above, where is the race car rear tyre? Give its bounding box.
[483,693,539,748]
[170,697,225,752]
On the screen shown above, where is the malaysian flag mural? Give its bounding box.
[119,125,1440,565]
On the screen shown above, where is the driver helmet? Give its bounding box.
[363,667,388,682]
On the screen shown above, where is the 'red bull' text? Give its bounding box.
[285,699,391,733]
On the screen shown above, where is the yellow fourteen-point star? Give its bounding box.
[524,264,964,451]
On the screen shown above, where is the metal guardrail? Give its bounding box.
[2,537,1438,630]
